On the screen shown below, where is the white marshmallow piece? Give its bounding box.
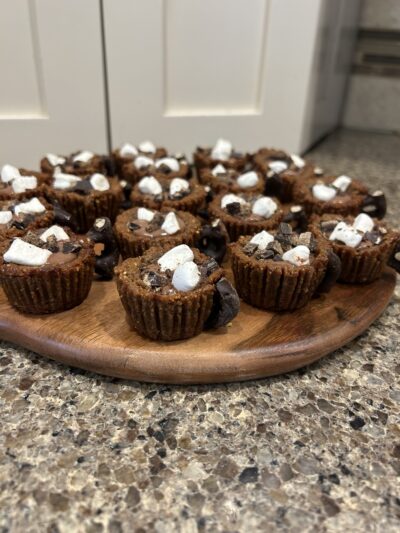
[40,225,70,242]
[252,197,278,218]
[352,213,374,234]
[221,193,247,209]
[237,171,259,189]
[332,175,352,192]
[1,164,20,183]
[211,164,227,176]
[211,138,232,161]
[134,155,154,169]
[137,207,154,222]
[14,197,46,216]
[291,154,305,169]
[12,176,38,194]
[138,141,156,154]
[72,150,94,163]
[312,184,337,202]
[46,153,66,167]
[172,261,200,292]
[268,160,288,174]
[161,212,180,235]
[4,238,52,266]
[282,245,310,266]
[329,221,362,248]
[169,178,189,197]
[90,173,110,191]
[0,211,12,224]
[53,173,81,190]
[155,157,180,172]
[157,244,194,272]
[138,176,162,196]
[119,143,138,158]
[250,230,274,250]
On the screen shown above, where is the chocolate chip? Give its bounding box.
[283,205,308,233]
[255,249,274,260]
[364,231,381,245]
[24,231,44,248]
[203,258,219,276]
[361,190,387,219]
[102,155,116,177]
[225,202,241,215]
[205,278,240,329]
[195,223,228,263]
[46,235,59,253]
[120,180,133,210]
[278,222,292,235]
[265,174,283,198]
[273,254,282,262]
[53,205,75,230]
[321,220,338,234]
[128,222,140,231]
[267,241,283,255]
[145,271,168,288]
[11,219,26,230]
[72,179,93,195]
[243,242,258,256]
[315,251,341,294]
[63,242,82,254]
[87,217,119,280]
[297,232,312,247]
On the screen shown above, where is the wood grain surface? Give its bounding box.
[0,269,396,384]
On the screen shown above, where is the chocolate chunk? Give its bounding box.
[255,248,274,260]
[145,270,168,288]
[46,235,59,253]
[203,258,219,276]
[87,217,119,280]
[72,179,93,195]
[196,223,228,263]
[273,254,283,262]
[24,231,44,248]
[158,164,172,174]
[243,242,258,256]
[11,219,27,230]
[278,222,292,235]
[53,204,75,230]
[120,180,133,210]
[62,241,82,254]
[315,251,341,294]
[265,174,283,198]
[225,202,241,216]
[267,240,283,256]
[283,205,308,233]
[320,220,338,234]
[205,278,240,329]
[297,232,313,247]
[364,231,381,245]
[146,213,164,233]
[361,190,386,219]
[128,222,140,231]
[102,155,116,177]
[388,242,400,273]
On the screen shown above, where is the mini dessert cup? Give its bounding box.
[310,213,400,283]
[0,226,95,314]
[208,192,284,241]
[0,197,55,240]
[122,153,190,184]
[253,148,317,202]
[292,174,386,218]
[114,206,201,258]
[0,164,50,202]
[44,171,123,232]
[131,176,206,214]
[230,223,340,311]
[115,244,240,341]
[40,150,108,177]
[112,141,167,176]
[193,139,249,173]
[199,166,264,195]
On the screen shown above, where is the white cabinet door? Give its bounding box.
[0,0,108,168]
[104,0,360,155]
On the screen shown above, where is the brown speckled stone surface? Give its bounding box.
[1,130,399,532]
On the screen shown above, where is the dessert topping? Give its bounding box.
[172,261,201,292]
[119,143,138,157]
[161,212,180,235]
[4,238,52,266]
[137,207,155,222]
[14,198,46,216]
[282,245,310,266]
[155,157,180,172]
[249,230,274,250]
[237,171,259,189]
[251,196,277,218]
[312,183,337,201]
[169,178,189,199]
[0,211,12,224]
[158,244,194,272]
[73,151,94,163]
[332,175,352,192]
[211,138,232,161]
[12,176,38,194]
[138,176,162,195]
[211,164,227,176]
[268,160,288,174]
[46,154,66,166]
[1,164,20,183]
[90,173,110,191]
[291,154,305,169]
[40,225,70,242]
[134,155,154,169]
[138,141,156,154]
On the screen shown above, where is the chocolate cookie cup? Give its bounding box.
[208,192,284,241]
[114,207,201,258]
[253,148,317,202]
[122,153,190,184]
[193,139,249,172]
[292,174,385,218]
[230,224,340,311]
[112,141,167,176]
[0,226,95,314]
[0,165,50,202]
[310,213,400,283]
[115,244,240,341]
[40,150,107,177]
[131,176,206,215]
[199,166,264,195]
[0,197,55,240]
[44,171,123,233]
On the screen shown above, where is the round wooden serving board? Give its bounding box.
[0,268,396,384]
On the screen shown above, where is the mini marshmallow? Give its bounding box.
[172,261,200,292]
[221,193,247,209]
[158,244,194,272]
[134,155,154,169]
[138,176,162,196]
[237,171,259,189]
[73,150,94,163]
[138,141,156,154]
[90,173,110,191]
[353,213,374,234]
[40,225,70,242]
[332,175,352,192]
[312,184,337,202]
[53,173,81,190]
[12,176,37,194]
[137,207,154,221]
[329,221,362,248]
[250,230,274,250]
[291,154,305,169]
[161,212,180,235]
[46,153,66,166]
[14,197,46,216]
[1,164,20,183]
[252,196,278,218]
[4,238,52,266]
[211,138,232,161]
[155,157,180,172]
[0,211,12,224]
[119,143,138,157]
[211,164,227,176]
[169,178,189,197]
[282,245,310,266]
[268,160,288,174]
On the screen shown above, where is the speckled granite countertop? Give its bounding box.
[1,130,399,533]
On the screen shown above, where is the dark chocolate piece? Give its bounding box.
[315,251,341,294]
[225,202,241,216]
[202,258,219,276]
[146,271,168,288]
[361,190,386,219]
[195,223,228,263]
[102,155,116,177]
[283,205,308,233]
[128,222,140,231]
[265,174,283,199]
[255,248,274,260]
[364,231,381,245]
[388,242,400,273]
[205,278,240,329]
[87,217,119,280]
[63,242,82,254]
[72,179,93,195]
[46,235,59,253]
[53,204,75,230]
[243,242,258,256]
[120,180,133,210]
